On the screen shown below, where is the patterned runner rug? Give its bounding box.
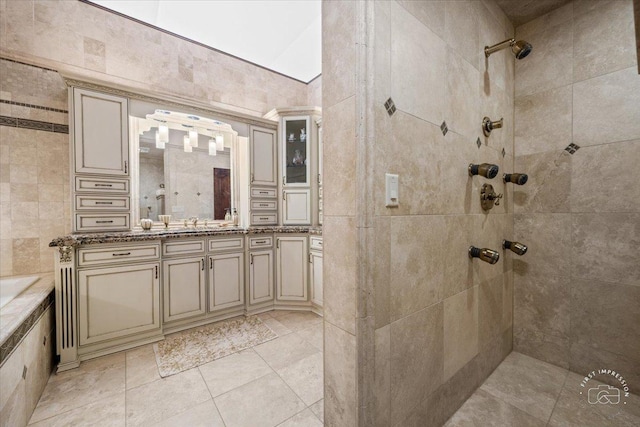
[153,316,277,377]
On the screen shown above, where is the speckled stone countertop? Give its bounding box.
[49,225,322,247]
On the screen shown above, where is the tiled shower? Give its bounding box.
[322,0,639,425]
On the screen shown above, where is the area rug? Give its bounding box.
[153,316,277,377]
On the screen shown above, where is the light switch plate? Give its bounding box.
[385,173,399,207]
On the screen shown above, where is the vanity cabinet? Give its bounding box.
[208,252,245,311]
[247,235,275,314]
[76,242,161,348]
[162,256,206,322]
[275,235,308,302]
[283,189,311,225]
[247,126,278,225]
[71,87,131,232]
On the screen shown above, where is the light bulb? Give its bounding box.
[189,129,198,147]
[215,134,224,151]
[209,139,217,156]
[183,135,192,153]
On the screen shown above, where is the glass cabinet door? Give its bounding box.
[283,116,310,186]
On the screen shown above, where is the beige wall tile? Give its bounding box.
[12,237,40,274]
[514,328,570,369]
[513,213,572,278]
[573,0,637,82]
[322,216,357,335]
[374,325,390,427]
[444,1,480,70]
[570,279,640,363]
[514,85,572,156]
[390,1,446,125]
[569,342,640,394]
[573,67,640,147]
[444,287,479,381]
[570,140,640,212]
[514,150,571,213]
[478,277,504,346]
[571,213,640,286]
[0,238,13,275]
[323,322,356,427]
[373,216,390,329]
[390,215,445,320]
[396,0,446,39]
[445,49,480,139]
[10,164,38,185]
[323,96,356,217]
[515,14,573,97]
[514,273,570,339]
[322,0,356,109]
[389,303,443,425]
[10,183,38,202]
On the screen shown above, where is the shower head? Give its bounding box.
[485,38,533,60]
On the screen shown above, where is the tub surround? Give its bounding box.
[48,226,322,247]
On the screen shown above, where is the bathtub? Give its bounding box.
[0,275,39,309]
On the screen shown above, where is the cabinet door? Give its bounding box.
[276,237,308,301]
[310,251,323,306]
[282,116,311,186]
[73,88,129,176]
[163,257,206,322]
[78,263,160,346]
[250,126,277,186]
[249,250,274,305]
[209,253,245,311]
[283,189,311,225]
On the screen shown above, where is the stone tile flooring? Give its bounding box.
[28,311,324,427]
[446,352,640,427]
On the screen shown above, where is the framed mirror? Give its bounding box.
[129,100,242,226]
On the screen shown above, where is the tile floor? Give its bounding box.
[27,311,324,427]
[446,352,640,427]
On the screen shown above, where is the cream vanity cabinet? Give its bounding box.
[247,126,278,225]
[71,87,131,232]
[76,242,161,348]
[309,236,323,313]
[275,235,308,305]
[246,235,275,314]
[162,240,207,323]
[208,237,245,311]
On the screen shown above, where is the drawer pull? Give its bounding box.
[96,220,114,224]
[155,265,158,279]
[201,258,204,271]
[259,217,269,220]
[94,184,113,187]
[210,258,213,269]
[112,252,131,257]
[95,201,113,205]
[259,191,268,194]
[255,240,267,244]
[259,204,269,207]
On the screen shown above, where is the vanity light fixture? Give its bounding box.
[158,124,169,143]
[183,135,192,153]
[215,134,224,151]
[208,139,217,156]
[155,131,165,149]
[189,129,199,147]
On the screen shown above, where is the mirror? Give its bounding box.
[129,101,241,225]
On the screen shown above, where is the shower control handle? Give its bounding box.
[481,183,503,210]
[482,116,503,137]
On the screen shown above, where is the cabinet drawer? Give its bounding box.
[75,176,129,193]
[162,240,205,256]
[251,213,277,225]
[310,237,323,251]
[75,213,130,232]
[251,188,277,198]
[78,243,160,267]
[251,200,277,211]
[208,237,244,253]
[249,236,273,249]
[75,195,130,211]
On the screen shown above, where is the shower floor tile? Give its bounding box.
[446,351,640,426]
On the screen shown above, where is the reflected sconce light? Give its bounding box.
[158,124,169,144]
[215,134,224,151]
[189,129,198,147]
[155,131,165,150]
[208,139,217,156]
[183,134,192,153]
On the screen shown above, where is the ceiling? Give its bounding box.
[494,0,573,27]
[88,0,321,83]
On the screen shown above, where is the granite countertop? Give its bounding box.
[49,225,322,247]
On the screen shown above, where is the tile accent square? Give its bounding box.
[384,97,396,116]
[476,137,482,149]
[440,120,448,136]
[564,143,580,154]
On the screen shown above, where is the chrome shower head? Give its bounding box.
[484,38,533,60]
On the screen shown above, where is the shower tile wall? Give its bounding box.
[322,0,516,425]
[0,0,318,277]
[513,0,640,393]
